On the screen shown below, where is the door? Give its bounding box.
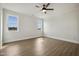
[37,19,44,36]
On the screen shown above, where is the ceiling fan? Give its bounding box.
[35,3,54,14]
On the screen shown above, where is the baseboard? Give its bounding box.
[4,35,42,43]
[0,44,2,49]
[45,34,79,44]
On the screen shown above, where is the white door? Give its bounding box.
[37,19,44,36]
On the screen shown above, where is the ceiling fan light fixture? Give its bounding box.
[42,9,46,13]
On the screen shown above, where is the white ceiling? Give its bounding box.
[1,3,79,19]
[1,3,40,15]
[1,3,54,18]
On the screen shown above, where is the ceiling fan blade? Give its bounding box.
[46,8,54,10]
[46,3,50,8]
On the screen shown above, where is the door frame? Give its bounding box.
[0,8,3,48]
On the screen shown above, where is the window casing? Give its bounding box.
[7,14,19,31]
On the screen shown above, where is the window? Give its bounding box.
[37,19,43,31]
[7,15,19,31]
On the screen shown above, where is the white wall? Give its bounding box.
[3,9,42,43]
[0,5,1,46]
[44,3,79,43]
[77,4,79,43]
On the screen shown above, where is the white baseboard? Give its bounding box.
[45,34,79,44]
[4,35,41,43]
[0,44,2,49]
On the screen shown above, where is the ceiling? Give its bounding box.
[1,3,79,19]
[0,3,54,18]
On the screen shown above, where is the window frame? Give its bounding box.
[7,14,19,32]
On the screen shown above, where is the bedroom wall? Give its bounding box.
[0,5,3,48]
[0,6,1,47]
[3,9,42,43]
[77,4,79,43]
[44,3,79,43]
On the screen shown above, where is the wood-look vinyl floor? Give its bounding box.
[0,37,79,56]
